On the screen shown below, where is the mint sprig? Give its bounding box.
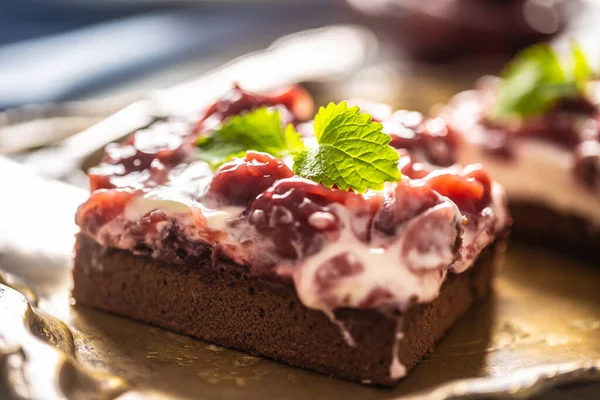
[493,43,593,120]
[293,102,401,193]
[197,108,304,166]
[197,102,402,193]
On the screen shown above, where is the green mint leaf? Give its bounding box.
[284,123,305,154]
[312,102,348,141]
[571,42,591,91]
[293,101,401,193]
[197,108,304,166]
[493,44,592,119]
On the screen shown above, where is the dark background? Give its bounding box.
[0,0,341,109]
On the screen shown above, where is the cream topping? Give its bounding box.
[125,189,243,232]
[452,182,507,273]
[291,202,461,314]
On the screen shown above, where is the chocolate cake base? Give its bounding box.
[72,234,505,386]
[509,201,599,261]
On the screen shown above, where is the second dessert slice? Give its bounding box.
[436,44,599,257]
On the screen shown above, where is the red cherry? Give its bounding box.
[76,189,137,235]
[207,152,294,206]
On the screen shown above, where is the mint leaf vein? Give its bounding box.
[293,101,401,193]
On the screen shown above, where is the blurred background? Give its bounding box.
[0,0,592,106]
[0,0,598,161]
[0,0,339,109]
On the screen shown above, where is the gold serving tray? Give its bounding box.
[1,25,600,399]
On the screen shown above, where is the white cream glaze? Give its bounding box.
[291,202,461,314]
[125,188,242,232]
[93,161,245,259]
[446,90,600,225]
[390,323,406,380]
[452,182,508,273]
[125,161,245,231]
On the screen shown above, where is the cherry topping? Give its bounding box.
[76,189,137,235]
[206,152,294,206]
[129,209,169,238]
[384,111,457,166]
[373,180,441,236]
[197,84,313,130]
[315,253,364,291]
[423,164,492,213]
[400,203,460,272]
[573,140,600,190]
[358,287,395,309]
[89,124,190,191]
[399,152,433,179]
[248,178,345,259]
[247,177,381,260]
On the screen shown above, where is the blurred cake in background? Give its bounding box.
[435,43,599,257]
[347,0,582,62]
